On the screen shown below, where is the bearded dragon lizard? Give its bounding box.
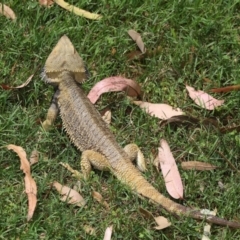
[42,35,240,228]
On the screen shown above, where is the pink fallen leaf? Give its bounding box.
[186,85,224,110]
[52,181,86,207]
[7,144,37,221]
[158,139,183,199]
[87,76,141,104]
[133,101,184,120]
[128,30,146,53]
[0,4,16,20]
[103,225,113,240]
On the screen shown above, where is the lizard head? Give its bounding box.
[43,35,88,85]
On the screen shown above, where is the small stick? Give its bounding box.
[218,151,240,174]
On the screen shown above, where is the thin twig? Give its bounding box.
[218,151,240,174]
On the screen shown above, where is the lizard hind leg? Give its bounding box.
[123,144,146,172]
[80,150,111,179]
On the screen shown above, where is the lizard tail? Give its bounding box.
[120,166,240,228]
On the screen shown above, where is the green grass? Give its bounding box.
[1,0,240,239]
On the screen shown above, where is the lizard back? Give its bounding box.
[58,71,130,168]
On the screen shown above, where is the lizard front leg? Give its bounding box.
[124,144,146,172]
[81,150,111,179]
[42,90,59,130]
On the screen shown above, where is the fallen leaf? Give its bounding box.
[7,144,37,221]
[139,207,154,220]
[133,101,184,120]
[54,0,102,20]
[103,225,113,240]
[102,110,111,125]
[186,85,224,110]
[87,76,141,104]
[154,216,171,230]
[0,4,16,20]
[128,30,146,53]
[1,74,34,90]
[83,225,96,235]
[52,181,86,207]
[39,0,54,7]
[139,208,171,230]
[29,150,39,165]
[201,209,217,240]
[201,224,211,240]
[158,139,183,199]
[92,191,109,209]
[181,161,218,171]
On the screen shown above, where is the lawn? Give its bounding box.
[1,0,240,239]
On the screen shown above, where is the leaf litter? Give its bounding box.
[7,144,37,221]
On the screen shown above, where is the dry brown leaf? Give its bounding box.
[103,225,113,240]
[1,74,34,90]
[181,161,218,171]
[128,30,146,53]
[139,207,154,220]
[0,4,16,20]
[87,76,141,104]
[39,0,54,7]
[7,144,37,221]
[52,181,86,207]
[29,150,39,165]
[92,191,109,209]
[54,0,102,20]
[154,216,171,230]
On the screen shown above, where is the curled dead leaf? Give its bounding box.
[181,161,218,171]
[7,144,37,221]
[87,76,141,104]
[1,74,34,90]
